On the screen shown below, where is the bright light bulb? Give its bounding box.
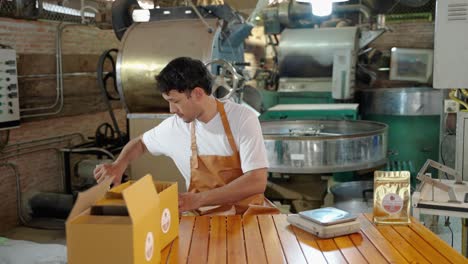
[311,0,333,17]
[132,9,150,22]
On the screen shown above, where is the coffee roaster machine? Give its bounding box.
[247,1,389,211]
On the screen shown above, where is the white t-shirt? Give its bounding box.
[142,100,268,189]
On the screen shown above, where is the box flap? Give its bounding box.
[67,176,114,221]
[123,174,160,222]
[106,181,133,198]
[154,181,176,193]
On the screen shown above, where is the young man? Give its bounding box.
[94,57,278,215]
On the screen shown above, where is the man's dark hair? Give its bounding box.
[156,57,212,95]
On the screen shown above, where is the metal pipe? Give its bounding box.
[21,24,96,117]
[20,23,63,113]
[1,133,85,153]
[0,162,29,226]
[1,148,68,229]
[187,0,214,33]
[59,147,116,160]
[334,4,371,21]
[80,0,99,24]
[17,72,107,79]
[0,133,84,194]
[1,140,74,158]
[81,5,99,24]
[0,135,83,193]
[1,148,65,190]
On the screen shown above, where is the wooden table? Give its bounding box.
[160,214,467,263]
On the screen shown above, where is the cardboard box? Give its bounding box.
[106,177,179,249]
[66,175,162,264]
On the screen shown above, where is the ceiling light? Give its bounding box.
[132,9,150,22]
[297,0,349,17]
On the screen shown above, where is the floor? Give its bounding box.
[2,227,65,245]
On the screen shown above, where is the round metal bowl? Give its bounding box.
[261,120,388,173]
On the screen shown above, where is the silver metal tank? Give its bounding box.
[278,27,358,79]
[116,19,219,113]
[359,87,442,116]
[261,120,388,173]
[278,27,358,94]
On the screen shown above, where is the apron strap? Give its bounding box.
[190,122,199,169]
[216,100,238,153]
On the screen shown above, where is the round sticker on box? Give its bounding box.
[161,208,171,234]
[145,232,154,261]
[382,193,403,214]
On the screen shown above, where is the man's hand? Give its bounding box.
[178,192,203,213]
[92,136,147,186]
[93,162,125,186]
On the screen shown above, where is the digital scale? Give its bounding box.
[287,207,361,238]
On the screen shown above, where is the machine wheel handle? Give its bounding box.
[205,59,243,101]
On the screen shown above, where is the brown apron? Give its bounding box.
[187,100,279,216]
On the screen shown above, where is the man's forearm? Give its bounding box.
[198,168,268,206]
[114,136,147,168]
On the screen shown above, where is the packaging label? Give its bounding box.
[145,232,154,261]
[291,154,305,161]
[161,208,171,234]
[382,193,403,214]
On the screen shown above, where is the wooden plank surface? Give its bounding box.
[316,237,348,264]
[207,216,227,264]
[363,214,430,264]
[161,242,172,264]
[187,216,210,264]
[334,236,368,264]
[227,215,247,264]
[257,215,286,264]
[393,225,451,264]
[273,214,308,264]
[171,214,465,264]
[408,216,468,264]
[348,233,388,264]
[177,216,195,264]
[290,225,328,264]
[358,214,409,263]
[164,238,179,264]
[243,215,268,264]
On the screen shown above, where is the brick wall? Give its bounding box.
[369,21,435,51]
[0,17,122,117]
[0,17,126,233]
[368,20,434,87]
[0,18,119,54]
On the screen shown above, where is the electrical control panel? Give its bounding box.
[0,48,20,130]
[433,0,468,88]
